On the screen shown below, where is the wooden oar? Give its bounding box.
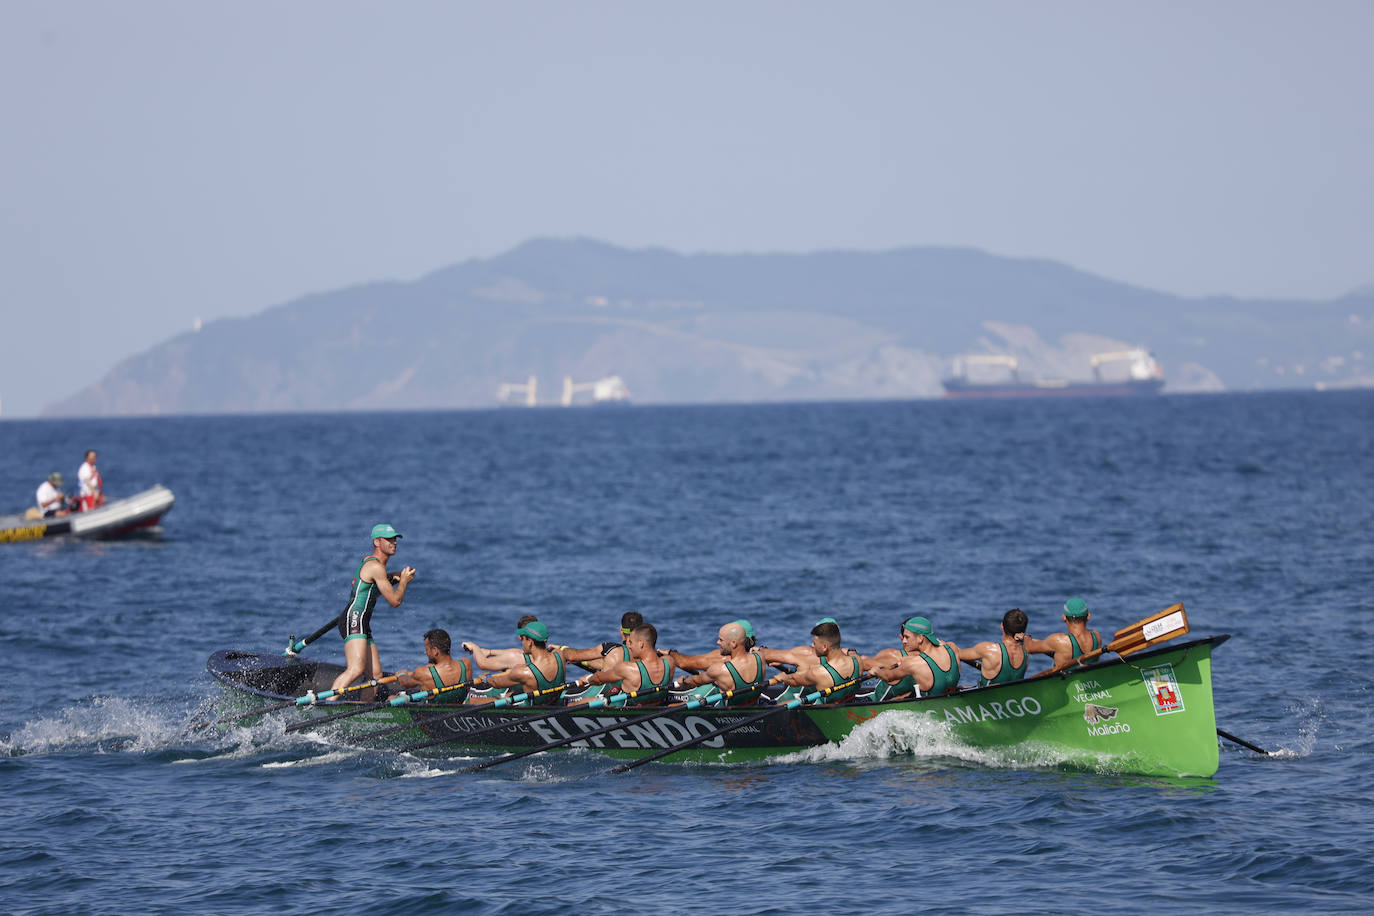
[1039,603,1190,678]
[342,683,568,743]
[396,682,666,753]
[457,676,787,772]
[607,677,861,774]
[282,677,489,733]
[209,675,402,727]
[283,612,346,657]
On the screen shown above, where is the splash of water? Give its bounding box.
[775,709,1114,772]
[1,696,189,756]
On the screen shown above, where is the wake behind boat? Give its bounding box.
[0,484,175,543]
[207,630,1228,778]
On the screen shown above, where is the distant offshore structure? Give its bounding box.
[496,375,632,407]
[942,349,1165,399]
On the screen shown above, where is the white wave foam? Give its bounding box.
[262,749,362,769]
[1,696,188,756]
[775,710,1105,772]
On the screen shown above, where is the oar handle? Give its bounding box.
[284,612,345,657]
[284,676,488,733]
[297,674,400,706]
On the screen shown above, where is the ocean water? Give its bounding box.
[2,392,1372,914]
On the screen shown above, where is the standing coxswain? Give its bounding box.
[328,523,416,699]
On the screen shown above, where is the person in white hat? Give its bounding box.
[36,472,69,518]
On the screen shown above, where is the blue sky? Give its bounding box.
[2,1,1371,417]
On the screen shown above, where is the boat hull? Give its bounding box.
[209,635,1225,776]
[0,485,175,543]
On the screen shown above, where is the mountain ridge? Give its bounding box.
[42,237,1374,416]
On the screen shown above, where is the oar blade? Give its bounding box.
[1109,603,1188,656]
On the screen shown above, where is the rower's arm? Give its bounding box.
[779,664,823,689]
[483,664,534,691]
[666,649,717,673]
[760,646,811,669]
[463,643,525,671]
[578,659,632,689]
[560,644,607,664]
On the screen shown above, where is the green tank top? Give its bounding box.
[516,651,565,707]
[919,643,960,695]
[817,654,863,703]
[625,659,673,707]
[978,642,1028,687]
[872,648,917,702]
[430,659,471,702]
[721,651,766,707]
[345,557,382,616]
[1070,631,1101,659]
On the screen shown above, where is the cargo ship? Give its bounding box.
[942,349,1164,399]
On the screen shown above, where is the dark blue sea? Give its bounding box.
[3,392,1373,914]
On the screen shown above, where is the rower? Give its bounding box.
[666,619,757,674]
[859,620,918,702]
[673,621,767,707]
[469,620,565,707]
[394,628,472,702]
[869,616,962,697]
[775,619,863,703]
[559,611,643,673]
[573,623,674,706]
[761,616,859,671]
[957,608,1030,686]
[1025,598,1102,671]
[462,614,541,672]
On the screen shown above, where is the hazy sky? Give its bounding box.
[2,1,1371,417]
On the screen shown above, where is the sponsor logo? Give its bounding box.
[1080,702,1134,737]
[942,696,1043,724]
[1141,664,1185,715]
[1071,679,1114,703]
[529,714,728,750]
[1143,610,1186,641]
[0,524,46,543]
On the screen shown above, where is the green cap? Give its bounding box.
[371,523,402,540]
[48,472,63,485]
[814,616,838,628]
[1064,598,1089,618]
[902,616,934,638]
[516,620,549,642]
[733,619,754,639]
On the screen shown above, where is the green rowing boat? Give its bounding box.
[208,633,1226,777]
